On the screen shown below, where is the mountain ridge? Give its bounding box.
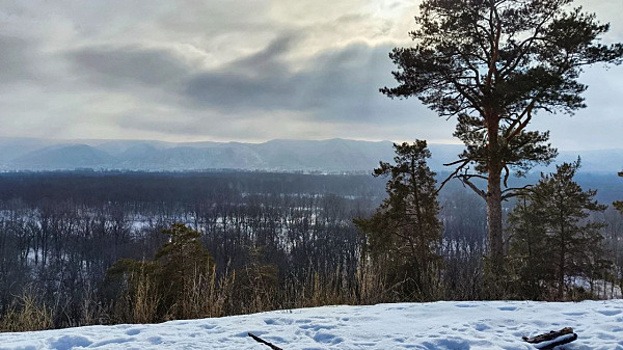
[0,137,620,173]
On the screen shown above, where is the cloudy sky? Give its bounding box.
[1,0,622,150]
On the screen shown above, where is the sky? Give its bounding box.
[1,0,622,150]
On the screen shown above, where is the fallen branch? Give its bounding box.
[248,332,284,350]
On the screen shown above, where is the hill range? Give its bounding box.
[0,137,620,175]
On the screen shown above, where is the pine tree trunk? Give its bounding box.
[558,236,565,300]
[487,168,504,271]
[486,115,505,276]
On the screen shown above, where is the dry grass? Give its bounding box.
[177,264,233,319]
[0,260,422,330]
[0,292,53,332]
[131,268,161,324]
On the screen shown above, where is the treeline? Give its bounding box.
[0,168,620,331]
[0,171,381,329]
[0,170,481,329]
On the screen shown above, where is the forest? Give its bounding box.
[0,167,620,331]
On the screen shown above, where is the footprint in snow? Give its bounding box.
[562,312,586,316]
[148,336,163,345]
[299,324,335,331]
[265,317,294,325]
[474,322,491,332]
[455,303,478,308]
[312,332,343,345]
[49,335,93,350]
[125,328,141,335]
[422,338,471,350]
[597,309,621,316]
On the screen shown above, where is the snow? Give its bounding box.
[1,300,622,350]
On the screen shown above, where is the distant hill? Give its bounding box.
[1,138,397,172]
[0,137,620,174]
[11,144,118,170]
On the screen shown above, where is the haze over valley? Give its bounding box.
[1,137,621,174]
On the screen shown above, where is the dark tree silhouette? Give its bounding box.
[355,140,442,300]
[381,0,623,277]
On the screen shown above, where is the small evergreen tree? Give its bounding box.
[107,223,215,322]
[508,160,607,299]
[507,197,553,300]
[355,140,442,300]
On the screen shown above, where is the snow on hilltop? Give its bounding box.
[1,301,622,350]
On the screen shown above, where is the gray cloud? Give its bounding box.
[0,35,39,84]
[182,38,426,123]
[183,34,300,111]
[68,45,192,88]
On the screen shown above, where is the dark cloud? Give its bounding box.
[185,71,297,111]
[0,35,39,83]
[289,43,407,119]
[68,45,192,87]
[183,34,299,111]
[182,38,425,123]
[228,33,297,72]
[61,34,426,131]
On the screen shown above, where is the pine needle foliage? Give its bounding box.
[355,140,443,301]
[508,160,608,300]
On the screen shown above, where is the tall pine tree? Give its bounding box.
[381,0,623,278]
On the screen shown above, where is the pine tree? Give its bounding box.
[107,223,215,322]
[381,0,623,277]
[507,197,553,299]
[508,160,607,299]
[355,140,442,300]
[155,223,215,318]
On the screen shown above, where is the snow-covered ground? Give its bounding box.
[1,300,622,350]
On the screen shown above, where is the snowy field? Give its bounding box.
[1,300,622,350]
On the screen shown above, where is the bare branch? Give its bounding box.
[501,185,533,200]
[503,165,510,188]
[456,174,487,199]
[438,159,472,193]
[443,159,470,167]
[248,333,284,350]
